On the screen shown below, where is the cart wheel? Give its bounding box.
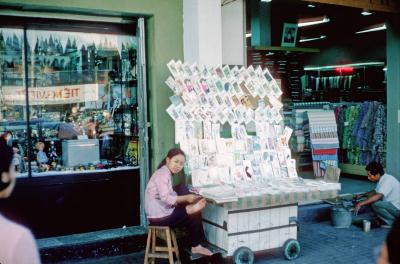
[233,247,254,264]
[283,239,301,260]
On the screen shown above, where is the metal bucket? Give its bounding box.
[331,205,352,228]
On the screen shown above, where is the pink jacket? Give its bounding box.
[144,165,178,219]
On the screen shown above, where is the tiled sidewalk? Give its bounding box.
[56,221,389,264]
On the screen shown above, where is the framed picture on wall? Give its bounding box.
[281,23,298,47]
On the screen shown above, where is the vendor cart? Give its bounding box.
[202,188,338,263]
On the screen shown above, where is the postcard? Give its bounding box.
[247,65,256,78]
[214,93,224,106]
[181,121,193,139]
[212,123,221,139]
[165,76,178,94]
[216,109,228,125]
[207,78,218,94]
[262,81,272,96]
[214,66,225,79]
[234,107,244,124]
[232,81,243,96]
[260,163,274,180]
[255,81,266,98]
[169,95,183,107]
[179,138,189,153]
[283,127,293,144]
[245,80,257,97]
[166,104,180,121]
[225,138,235,153]
[175,60,184,76]
[188,139,199,155]
[269,80,283,98]
[222,65,231,78]
[226,110,237,126]
[198,78,210,94]
[223,94,234,108]
[216,138,227,153]
[255,65,263,78]
[196,109,207,121]
[231,166,245,182]
[178,106,190,121]
[231,95,240,107]
[239,81,251,95]
[198,93,209,107]
[231,65,240,78]
[286,159,298,178]
[214,79,224,93]
[206,94,217,108]
[263,67,273,82]
[223,80,232,93]
[201,66,211,78]
[203,121,212,139]
[235,139,247,152]
[190,63,200,76]
[256,122,265,138]
[193,121,203,139]
[166,59,179,77]
[267,94,283,109]
[182,63,193,77]
[183,78,194,93]
[271,158,281,179]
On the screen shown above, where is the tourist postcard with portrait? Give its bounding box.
[281,23,298,47]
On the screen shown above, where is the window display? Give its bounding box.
[0,26,139,176]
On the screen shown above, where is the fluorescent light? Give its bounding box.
[246,33,252,38]
[356,23,386,34]
[304,62,385,71]
[361,10,372,16]
[307,4,316,8]
[298,17,330,28]
[260,0,272,2]
[300,35,326,42]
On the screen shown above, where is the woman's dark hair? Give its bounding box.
[387,216,400,263]
[157,148,186,169]
[365,161,384,176]
[0,136,14,191]
[0,137,13,174]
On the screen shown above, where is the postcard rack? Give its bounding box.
[164,60,340,262]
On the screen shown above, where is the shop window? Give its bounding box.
[0,21,139,176]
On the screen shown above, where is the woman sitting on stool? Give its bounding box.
[144,148,212,256]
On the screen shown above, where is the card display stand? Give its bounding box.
[164,60,340,262]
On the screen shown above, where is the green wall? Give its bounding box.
[0,0,182,172]
[386,18,400,179]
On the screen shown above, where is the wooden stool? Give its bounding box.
[144,226,181,264]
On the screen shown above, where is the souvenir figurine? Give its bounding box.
[12,147,21,172]
[35,142,49,165]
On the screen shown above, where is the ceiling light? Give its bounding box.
[355,23,386,34]
[299,35,326,42]
[361,10,372,16]
[260,0,272,2]
[298,16,330,28]
[304,62,385,71]
[307,4,316,8]
[246,33,252,38]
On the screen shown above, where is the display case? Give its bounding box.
[0,25,140,177]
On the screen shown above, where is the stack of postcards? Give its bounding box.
[165,60,340,203]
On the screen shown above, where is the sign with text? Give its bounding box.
[3,84,99,105]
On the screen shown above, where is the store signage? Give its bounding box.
[2,84,99,105]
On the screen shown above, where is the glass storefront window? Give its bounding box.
[0,22,139,176]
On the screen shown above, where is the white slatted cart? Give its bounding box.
[201,186,339,263]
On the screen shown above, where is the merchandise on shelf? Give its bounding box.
[335,101,386,166]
